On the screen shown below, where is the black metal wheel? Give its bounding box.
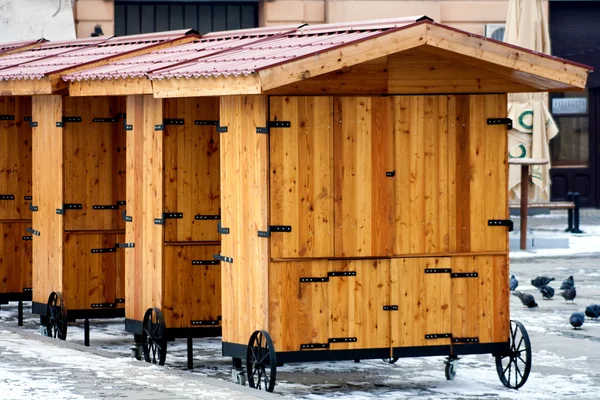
[45,292,67,340]
[445,362,456,380]
[246,330,276,393]
[382,358,399,364]
[141,308,167,366]
[495,320,532,389]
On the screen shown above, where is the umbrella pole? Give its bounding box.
[519,165,529,250]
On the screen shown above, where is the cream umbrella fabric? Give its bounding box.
[504,0,558,202]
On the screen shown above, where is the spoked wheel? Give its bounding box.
[141,308,167,366]
[495,320,532,389]
[246,330,276,392]
[445,362,456,380]
[382,358,399,364]
[45,292,67,340]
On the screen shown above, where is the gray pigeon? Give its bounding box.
[509,275,518,292]
[513,291,538,308]
[539,285,555,300]
[560,287,577,303]
[584,304,600,319]
[569,312,585,329]
[531,276,555,289]
[560,275,575,290]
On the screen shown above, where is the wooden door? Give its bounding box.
[163,98,220,242]
[0,222,32,293]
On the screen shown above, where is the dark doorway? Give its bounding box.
[114,1,259,36]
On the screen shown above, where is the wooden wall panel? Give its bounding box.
[124,95,163,323]
[333,97,394,257]
[220,95,269,345]
[31,95,64,304]
[269,96,334,258]
[0,222,32,293]
[163,97,220,243]
[63,97,124,231]
[62,232,118,310]
[162,244,221,329]
[0,96,32,221]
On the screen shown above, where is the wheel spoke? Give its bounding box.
[516,335,524,352]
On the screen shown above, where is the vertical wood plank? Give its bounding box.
[394,97,411,254]
[468,95,486,252]
[453,95,471,252]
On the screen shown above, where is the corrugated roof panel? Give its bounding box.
[0,39,47,54]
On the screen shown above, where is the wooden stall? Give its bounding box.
[0,96,32,325]
[62,18,590,390]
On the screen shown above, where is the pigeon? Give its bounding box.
[585,304,600,319]
[538,285,555,300]
[569,312,585,329]
[531,276,555,289]
[560,287,577,303]
[513,291,538,308]
[509,275,519,292]
[560,275,575,290]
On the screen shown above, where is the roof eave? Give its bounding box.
[0,77,54,96]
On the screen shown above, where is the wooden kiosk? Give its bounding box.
[62,18,590,390]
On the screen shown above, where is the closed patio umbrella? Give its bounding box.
[504,0,558,202]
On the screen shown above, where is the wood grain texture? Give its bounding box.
[162,244,221,329]
[0,222,32,293]
[269,96,334,258]
[163,97,220,242]
[220,95,269,345]
[0,96,32,220]
[31,95,64,304]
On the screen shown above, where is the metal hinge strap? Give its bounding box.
[91,248,117,254]
[487,118,513,130]
[154,212,184,225]
[164,119,184,125]
[213,254,233,263]
[191,320,219,326]
[425,333,452,340]
[24,196,32,201]
[116,298,125,304]
[300,343,329,349]
[329,337,357,343]
[256,120,291,134]
[192,260,219,265]
[26,228,40,236]
[383,305,398,311]
[217,222,230,235]
[116,243,135,248]
[299,277,328,283]
[258,225,292,237]
[56,204,82,214]
[0,115,14,120]
[0,194,14,200]
[91,303,116,308]
[328,271,356,277]
[453,337,479,344]
[195,214,220,220]
[488,219,514,232]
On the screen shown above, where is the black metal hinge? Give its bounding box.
[425,333,452,340]
[328,271,356,277]
[191,320,219,326]
[116,200,126,206]
[29,203,38,212]
[116,298,125,304]
[30,121,38,128]
[93,114,125,123]
[195,214,221,220]
[386,171,396,177]
[23,288,32,293]
[213,254,233,263]
[125,124,133,131]
[487,118,513,130]
[0,115,15,121]
[24,116,31,122]
[91,303,116,308]
[91,248,117,254]
[116,242,135,248]
[256,121,291,134]
[300,343,329,350]
[217,222,230,235]
[488,219,514,232]
[451,272,478,278]
[329,337,357,344]
[154,212,183,225]
[194,120,228,133]
[93,204,118,210]
[164,118,184,126]
[56,116,82,127]
[383,305,398,311]
[24,196,32,201]
[424,268,452,274]
[0,194,14,200]
[192,260,219,265]
[453,337,479,344]
[300,277,329,283]
[26,228,40,236]
[258,225,292,238]
[22,236,32,241]
[122,210,132,222]
[56,204,82,214]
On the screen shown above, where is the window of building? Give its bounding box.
[114,1,259,36]
[550,90,590,167]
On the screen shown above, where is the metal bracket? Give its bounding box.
[386,171,396,177]
[217,222,230,235]
[164,119,184,125]
[92,205,118,210]
[425,333,452,340]
[23,288,32,293]
[487,118,513,130]
[213,254,233,263]
[256,120,291,134]
[194,120,228,133]
[91,303,116,308]
[154,125,164,131]
[125,124,133,131]
[154,212,184,225]
[93,117,120,123]
[191,320,219,326]
[116,298,125,304]
[328,271,356,277]
[29,203,38,212]
[22,236,32,241]
[0,194,14,200]
[300,277,328,283]
[0,115,14,121]
[122,210,132,222]
[26,228,40,236]
[91,248,117,254]
[488,219,514,232]
[453,337,479,344]
[383,305,398,311]
[329,337,357,344]
[424,268,452,274]
[451,272,478,278]
[24,117,32,122]
[116,200,126,206]
[257,225,292,238]
[195,214,221,220]
[30,121,38,128]
[192,260,219,265]
[24,196,32,201]
[116,242,135,248]
[63,116,82,123]
[300,343,329,349]
[56,204,82,214]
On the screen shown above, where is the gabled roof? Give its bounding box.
[0,30,198,95]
